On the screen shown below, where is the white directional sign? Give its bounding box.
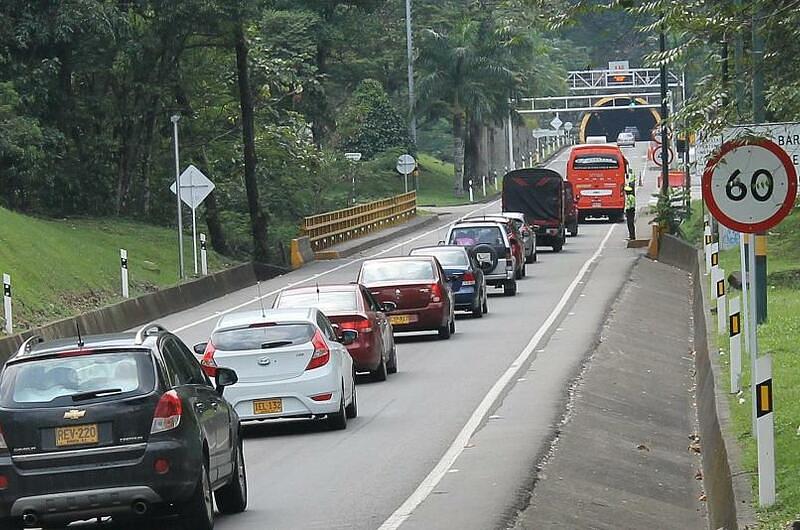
[531,129,559,138]
[608,60,630,71]
[703,138,798,233]
[550,116,563,130]
[396,154,416,175]
[563,121,573,132]
[170,165,215,209]
[344,152,362,162]
[724,122,800,170]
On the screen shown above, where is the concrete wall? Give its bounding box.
[658,234,756,530]
[0,262,288,362]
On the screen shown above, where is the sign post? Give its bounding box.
[170,165,215,276]
[120,249,129,299]
[715,267,727,335]
[200,234,208,276]
[396,154,416,193]
[344,152,362,204]
[704,226,713,275]
[703,137,797,508]
[2,273,11,335]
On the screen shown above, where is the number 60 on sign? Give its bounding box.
[703,139,798,233]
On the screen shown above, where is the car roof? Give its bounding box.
[411,245,470,254]
[501,211,525,219]
[216,308,318,330]
[361,256,436,264]
[280,284,359,296]
[8,332,150,363]
[450,221,507,230]
[572,144,623,154]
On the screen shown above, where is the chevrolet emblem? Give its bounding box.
[64,409,86,420]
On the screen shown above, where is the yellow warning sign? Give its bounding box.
[711,252,719,266]
[704,234,712,245]
[756,379,773,418]
[729,312,741,336]
[716,279,725,298]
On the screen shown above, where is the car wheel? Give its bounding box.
[438,319,452,340]
[521,262,527,278]
[449,316,456,334]
[215,438,248,514]
[180,459,214,530]
[569,223,578,237]
[346,375,358,418]
[387,345,398,374]
[505,280,517,296]
[552,240,563,253]
[327,384,347,430]
[531,248,538,263]
[472,296,483,318]
[371,356,388,382]
[482,292,489,314]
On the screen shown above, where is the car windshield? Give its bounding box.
[212,323,315,351]
[277,291,358,312]
[573,154,620,170]
[449,226,504,246]
[411,249,468,267]
[360,260,435,283]
[0,351,155,407]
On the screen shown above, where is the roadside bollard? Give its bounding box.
[120,249,129,299]
[482,175,486,197]
[714,266,727,335]
[469,179,474,203]
[2,273,11,335]
[704,226,713,275]
[200,234,209,276]
[729,296,742,393]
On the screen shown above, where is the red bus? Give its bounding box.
[566,144,628,222]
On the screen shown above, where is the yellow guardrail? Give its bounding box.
[301,191,417,251]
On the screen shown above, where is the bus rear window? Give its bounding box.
[572,155,619,170]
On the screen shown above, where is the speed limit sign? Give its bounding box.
[703,138,797,233]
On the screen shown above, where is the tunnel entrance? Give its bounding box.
[579,97,660,143]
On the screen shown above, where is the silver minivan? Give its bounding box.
[443,222,518,296]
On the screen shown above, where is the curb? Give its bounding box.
[315,214,441,260]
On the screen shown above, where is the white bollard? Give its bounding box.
[715,267,727,335]
[754,355,775,507]
[469,180,474,203]
[710,241,719,279]
[200,234,209,276]
[120,249,129,299]
[494,174,499,191]
[2,273,11,335]
[729,296,742,393]
[482,175,486,197]
[704,226,712,275]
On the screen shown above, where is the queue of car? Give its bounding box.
[0,137,642,527]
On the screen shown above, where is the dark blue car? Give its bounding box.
[409,246,488,318]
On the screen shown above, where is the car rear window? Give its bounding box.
[572,154,620,170]
[276,291,359,313]
[411,249,468,267]
[212,323,315,351]
[448,226,504,246]
[0,351,155,407]
[360,260,435,283]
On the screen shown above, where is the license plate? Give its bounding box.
[389,315,412,325]
[592,201,602,208]
[253,399,282,415]
[55,424,99,447]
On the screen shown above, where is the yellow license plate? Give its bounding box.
[55,424,99,447]
[253,399,282,415]
[389,315,412,325]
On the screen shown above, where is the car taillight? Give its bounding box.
[151,390,183,434]
[338,318,371,333]
[310,393,333,402]
[462,271,476,286]
[505,248,512,268]
[200,342,217,377]
[306,331,330,371]
[154,458,170,475]
[430,283,443,303]
[0,475,7,490]
[0,424,7,451]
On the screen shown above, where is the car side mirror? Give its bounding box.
[339,329,358,346]
[380,301,397,312]
[215,367,238,395]
[193,342,208,355]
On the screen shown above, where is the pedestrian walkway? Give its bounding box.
[511,258,707,529]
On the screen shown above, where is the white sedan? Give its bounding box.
[616,132,635,147]
[194,308,357,430]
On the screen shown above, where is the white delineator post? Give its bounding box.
[704,225,713,275]
[739,233,751,355]
[2,273,11,335]
[120,249,129,299]
[469,179,474,203]
[715,267,727,335]
[755,354,775,507]
[200,234,208,276]
[482,175,486,197]
[728,296,742,393]
[710,241,719,287]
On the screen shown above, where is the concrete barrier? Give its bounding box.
[658,233,756,529]
[0,261,288,362]
[290,236,315,269]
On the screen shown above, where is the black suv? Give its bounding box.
[0,323,246,529]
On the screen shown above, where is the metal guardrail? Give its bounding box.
[301,191,417,251]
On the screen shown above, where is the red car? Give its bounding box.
[358,256,456,340]
[272,284,397,380]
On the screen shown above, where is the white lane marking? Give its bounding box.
[378,223,616,530]
[174,200,501,333]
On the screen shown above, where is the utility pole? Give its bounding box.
[752,3,767,323]
[405,0,417,145]
[171,114,185,280]
[659,28,669,197]
[734,0,746,119]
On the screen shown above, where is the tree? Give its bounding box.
[337,79,409,159]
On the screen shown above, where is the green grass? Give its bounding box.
[414,153,495,207]
[0,207,237,333]
[697,207,800,528]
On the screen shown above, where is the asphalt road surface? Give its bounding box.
[55,143,657,530]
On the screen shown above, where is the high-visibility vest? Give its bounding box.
[625,193,636,210]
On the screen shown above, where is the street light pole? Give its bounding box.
[171,114,185,280]
[405,0,417,145]
[659,28,670,197]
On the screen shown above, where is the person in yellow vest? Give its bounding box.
[624,185,636,240]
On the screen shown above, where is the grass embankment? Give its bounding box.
[0,207,236,333]
[683,205,800,528]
